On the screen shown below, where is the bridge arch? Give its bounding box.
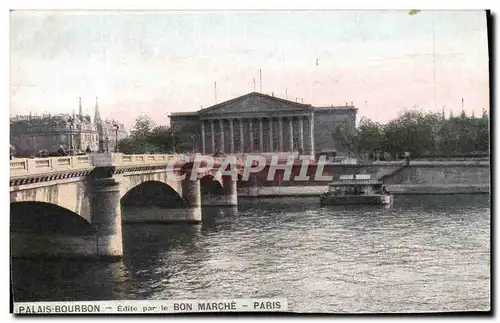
[10,201,96,258]
[199,174,226,206]
[120,180,184,208]
[10,201,94,235]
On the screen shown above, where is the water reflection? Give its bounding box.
[11,195,490,312]
[11,259,128,302]
[201,206,238,233]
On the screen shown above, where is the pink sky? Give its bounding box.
[10,10,490,128]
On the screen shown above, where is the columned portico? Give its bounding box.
[210,120,215,153]
[249,119,254,152]
[299,117,304,151]
[199,114,315,154]
[268,118,273,152]
[229,118,234,153]
[239,118,244,153]
[201,122,206,154]
[259,118,264,152]
[219,119,225,153]
[278,117,283,152]
[172,92,358,157]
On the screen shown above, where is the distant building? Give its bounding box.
[169,92,357,157]
[10,98,127,156]
[93,98,128,153]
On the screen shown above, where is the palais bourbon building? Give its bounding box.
[170,92,357,157]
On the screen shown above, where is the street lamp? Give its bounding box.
[68,116,74,155]
[113,121,119,152]
[191,134,195,153]
[105,137,109,153]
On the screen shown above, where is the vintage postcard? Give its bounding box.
[9,9,491,314]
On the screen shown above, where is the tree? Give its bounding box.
[147,125,176,153]
[333,122,358,157]
[117,137,147,154]
[356,117,384,159]
[130,115,156,141]
[380,109,441,158]
[437,118,460,155]
[475,116,490,153]
[117,116,180,154]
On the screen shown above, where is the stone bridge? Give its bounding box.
[10,153,244,260]
[10,153,490,259]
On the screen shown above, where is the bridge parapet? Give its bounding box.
[91,153,188,168]
[10,153,249,180]
[10,155,93,178]
[118,154,186,165]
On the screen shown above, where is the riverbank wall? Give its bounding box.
[238,161,490,197]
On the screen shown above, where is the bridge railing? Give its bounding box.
[119,154,187,165]
[10,153,253,178]
[10,155,93,177]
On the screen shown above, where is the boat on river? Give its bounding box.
[320,174,393,206]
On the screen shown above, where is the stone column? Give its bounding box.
[299,116,304,151]
[182,178,202,223]
[239,119,244,153]
[90,177,123,258]
[278,117,283,152]
[201,121,206,154]
[249,119,254,152]
[289,117,294,151]
[259,118,264,152]
[210,119,215,154]
[309,112,315,157]
[268,118,273,152]
[229,118,234,153]
[219,119,225,152]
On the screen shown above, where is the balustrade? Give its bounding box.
[10,153,246,179]
[10,155,93,177]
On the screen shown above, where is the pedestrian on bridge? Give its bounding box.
[57,145,66,156]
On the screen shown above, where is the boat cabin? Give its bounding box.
[325,174,387,196]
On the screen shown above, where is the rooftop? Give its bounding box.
[171,92,356,116]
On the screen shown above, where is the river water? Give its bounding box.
[11,195,490,313]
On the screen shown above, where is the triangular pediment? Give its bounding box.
[198,92,311,116]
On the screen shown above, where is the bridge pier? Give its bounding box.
[90,177,123,259]
[182,179,202,223]
[222,178,238,206]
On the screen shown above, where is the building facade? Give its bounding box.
[10,113,99,156]
[102,119,128,153]
[93,100,128,153]
[169,92,357,156]
[10,98,127,156]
